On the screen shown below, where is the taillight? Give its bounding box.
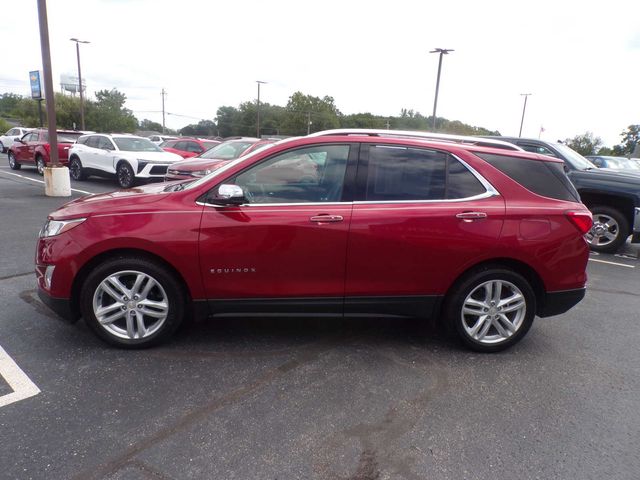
[566,211,593,234]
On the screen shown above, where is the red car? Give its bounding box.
[160,138,221,159]
[8,129,84,175]
[165,138,275,180]
[36,129,592,352]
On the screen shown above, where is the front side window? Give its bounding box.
[364,146,487,202]
[186,142,203,153]
[233,145,350,204]
[97,137,115,150]
[85,136,100,148]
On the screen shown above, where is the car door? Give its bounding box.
[344,144,506,316]
[198,143,357,314]
[16,132,38,163]
[79,135,101,170]
[96,136,117,173]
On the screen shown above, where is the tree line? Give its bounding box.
[1,90,637,157]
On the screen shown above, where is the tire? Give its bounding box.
[444,267,536,353]
[69,156,86,181]
[585,206,629,254]
[116,161,135,188]
[36,155,46,176]
[8,152,21,170]
[80,256,185,348]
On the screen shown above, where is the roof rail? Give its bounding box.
[308,128,523,151]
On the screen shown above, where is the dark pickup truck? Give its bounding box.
[484,137,640,253]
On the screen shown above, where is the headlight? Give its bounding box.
[191,169,212,177]
[39,218,86,238]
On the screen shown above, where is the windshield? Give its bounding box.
[199,141,254,160]
[43,132,83,143]
[554,143,596,170]
[113,137,163,152]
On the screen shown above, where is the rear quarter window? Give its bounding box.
[474,152,579,202]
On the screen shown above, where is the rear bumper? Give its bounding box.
[37,287,77,323]
[537,288,586,318]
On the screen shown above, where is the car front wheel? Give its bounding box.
[445,267,535,353]
[116,162,135,188]
[80,256,185,348]
[8,152,21,170]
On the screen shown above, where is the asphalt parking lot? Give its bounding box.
[1,153,639,480]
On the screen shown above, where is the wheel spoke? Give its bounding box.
[492,281,502,304]
[468,314,489,338]
[98,309,125,325]
[131,274,145,297]
[135,311,147,337]
[475,318,492,341]
[492,317,510,338]
[95,302,124,317]
[107,276,131,298]
[498,293,525,312]
[126,314,136,339]
[483,282,493,303]
[139,277,157,299]
[463,305,484,316]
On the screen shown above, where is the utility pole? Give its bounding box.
[429,48,454,131]
[38,0,58,166]
[519,93,532,137]
[161,88,167,133]
[256,80,266,138]
[385,119,391,130]
[307,111,312,135]
[70,38,89,130]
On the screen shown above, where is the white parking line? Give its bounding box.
[588,258,635,269]
[0,170,94,195]
[0,345,40,408]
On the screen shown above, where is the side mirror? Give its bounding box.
[210,184,247,205]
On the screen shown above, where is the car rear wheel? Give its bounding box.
[585,206,629,254]
[36,156,46,176]
[69,157,86,181]
[116,162,135,188]
[8,152,21,170]
[80,256,185,348]
[445,267,535,353]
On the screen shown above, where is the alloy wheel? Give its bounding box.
[585,213,619,248]
[37,157,45,175]
[92,270,169,340]
[461,279,526,345]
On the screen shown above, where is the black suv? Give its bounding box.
[485,137,640,253]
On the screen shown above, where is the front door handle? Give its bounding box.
[456,211,487,221]
[310,215,343,223]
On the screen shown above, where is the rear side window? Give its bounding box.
[475,152,579,202]
[364,146,486,201]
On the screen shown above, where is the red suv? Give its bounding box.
[8,129,84,174]
[36,129,592,352]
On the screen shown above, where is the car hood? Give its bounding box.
[50,182,173,220]
[577,167,640,182]
[168,158,230,171]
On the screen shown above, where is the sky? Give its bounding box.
[1,0,639,147]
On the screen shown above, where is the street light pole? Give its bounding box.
[430,48,454,131]
[519,93,532,137]
[256,80,267,138]
[70,38,89,130]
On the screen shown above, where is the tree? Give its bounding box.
[138,119,164,132]
[179,119,217,137]
[564,132,603,156]
[86,89,137,133]
[281,92,341,135]
[618,125,640,156]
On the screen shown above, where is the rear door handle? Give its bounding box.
[310,215,343,223]
[456,212,487,221]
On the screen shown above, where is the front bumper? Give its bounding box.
[537,288,586,318]
[135,162,172,179]
[37,287,77,323]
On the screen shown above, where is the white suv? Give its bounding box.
[0,127,33,153]
[68,134,183,188]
